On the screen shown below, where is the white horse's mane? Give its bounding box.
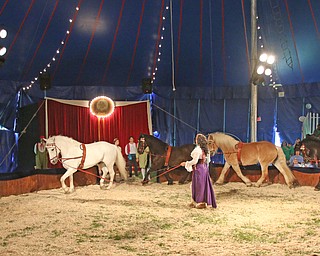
[49,135,80,146]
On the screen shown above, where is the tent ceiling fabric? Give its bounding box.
[1,0,320,90]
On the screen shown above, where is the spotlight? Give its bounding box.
[267,55,275,64]
[0,28,7,39]
[0,46,6,56]
[264,68,272,76]
[256,65,265,75]
[259,53,268,62]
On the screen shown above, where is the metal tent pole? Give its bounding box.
[250,0,258,142]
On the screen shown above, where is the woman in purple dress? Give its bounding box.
[181,134,217,209]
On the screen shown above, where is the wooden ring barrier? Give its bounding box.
[0,167,98,197]
[159,164,320,187]
[1,164,320,197]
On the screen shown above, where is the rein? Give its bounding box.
[148,164,182,181]
[60,159,111,182]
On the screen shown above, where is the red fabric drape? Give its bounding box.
[45,99,150,152]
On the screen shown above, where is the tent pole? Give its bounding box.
[45,98,48,138]
[250,0,258,142]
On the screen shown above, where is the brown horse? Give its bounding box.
[207,132,298,188]
[142,134,195,185]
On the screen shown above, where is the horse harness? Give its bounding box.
[164,146,172,167]
[236,142,244,164]
[46,140,87,169]
[209,141,244,164]
[78,144,86,169]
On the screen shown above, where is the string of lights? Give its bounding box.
[0,27,7,66]
[255,15,279,88]
[147,4,170,87]
[22,5,80,91]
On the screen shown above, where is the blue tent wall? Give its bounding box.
[1,82,320,172]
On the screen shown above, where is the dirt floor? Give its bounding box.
[0,178,319,256]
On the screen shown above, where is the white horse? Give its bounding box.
[45,135,127,193]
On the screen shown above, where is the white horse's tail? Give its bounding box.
[115,148,128,180]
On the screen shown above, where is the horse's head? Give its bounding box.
[207,133,218,155]
[44,137,61,165]
[141,134,172,169]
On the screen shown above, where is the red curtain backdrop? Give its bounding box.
[44,99,150,152]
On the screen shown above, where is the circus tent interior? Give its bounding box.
[0,0,320,174]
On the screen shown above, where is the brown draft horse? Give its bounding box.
[207,132,298,188]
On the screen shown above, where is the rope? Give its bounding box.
[148,164,182,182]
[170,0,176,91]
[59,159,111,182]
[0,101,45,168]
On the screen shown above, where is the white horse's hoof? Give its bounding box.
[245,182,253,187]
[100,185,107,190]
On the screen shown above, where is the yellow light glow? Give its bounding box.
[89,96,115,118]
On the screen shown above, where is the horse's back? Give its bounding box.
[85,141,118,163]
[241,141,277,165]
[170,144,195,165]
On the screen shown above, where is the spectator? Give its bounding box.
[312,124,320,138]
[281,141,294,163]
[289,149,304,167]
[293,138,301,152]
[290,158,301,167]
[125,136,138,177]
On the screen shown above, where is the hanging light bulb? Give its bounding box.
[265,68,272,76]
[0,28,7,39]
[259,53,267,62]
[0,46,7,56]
[267,55,275,64]
[257,65,265,75]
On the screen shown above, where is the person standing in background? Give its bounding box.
[281,141,294,164]
[113,137,124,182]
[136,135,150,181]
[125,136,138,177]
[312,124,320,138]
[34,135,48,169]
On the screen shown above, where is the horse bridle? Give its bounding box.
[46,139,86,166]
[45,138,61,163]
